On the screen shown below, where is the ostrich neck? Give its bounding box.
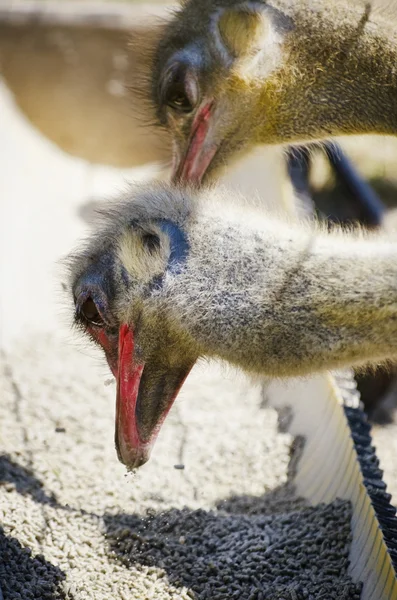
[172,217,397,377]
[259,3,397,142]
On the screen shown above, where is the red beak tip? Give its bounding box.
[116,431,153,470]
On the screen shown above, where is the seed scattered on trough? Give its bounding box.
[0,340,363,600]
[107,499,362,600]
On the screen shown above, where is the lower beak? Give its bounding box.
[172,101,218,185]
[115,324,194,470]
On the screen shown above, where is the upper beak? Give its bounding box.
[115,324,195,469]
[172,100,218,185]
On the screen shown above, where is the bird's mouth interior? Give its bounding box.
[172,100,218,185]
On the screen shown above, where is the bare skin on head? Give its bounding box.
[137,0,397,184]
[69,183,397,470]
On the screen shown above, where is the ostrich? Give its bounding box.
[69,182,397,469]
[140,0,397,186]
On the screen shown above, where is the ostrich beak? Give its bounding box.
[74,226,191,470]
[115,324,194,469]
[172,101,218,185]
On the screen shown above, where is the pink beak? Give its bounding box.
[172,101,218,185]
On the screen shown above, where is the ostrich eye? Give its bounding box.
[80,297,103,327]
[162,66,198,115]
[167,82,193,113]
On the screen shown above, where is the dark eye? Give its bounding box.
[80,297,103,327]
[167,83,193,113]
[161,66,198,115]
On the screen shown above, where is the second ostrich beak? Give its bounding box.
[172,101,218,185]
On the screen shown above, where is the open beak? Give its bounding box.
[74,279,194,470]
[172,101,218,185]
[115,324,194,469]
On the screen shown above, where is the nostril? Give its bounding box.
[80,297,103,327]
